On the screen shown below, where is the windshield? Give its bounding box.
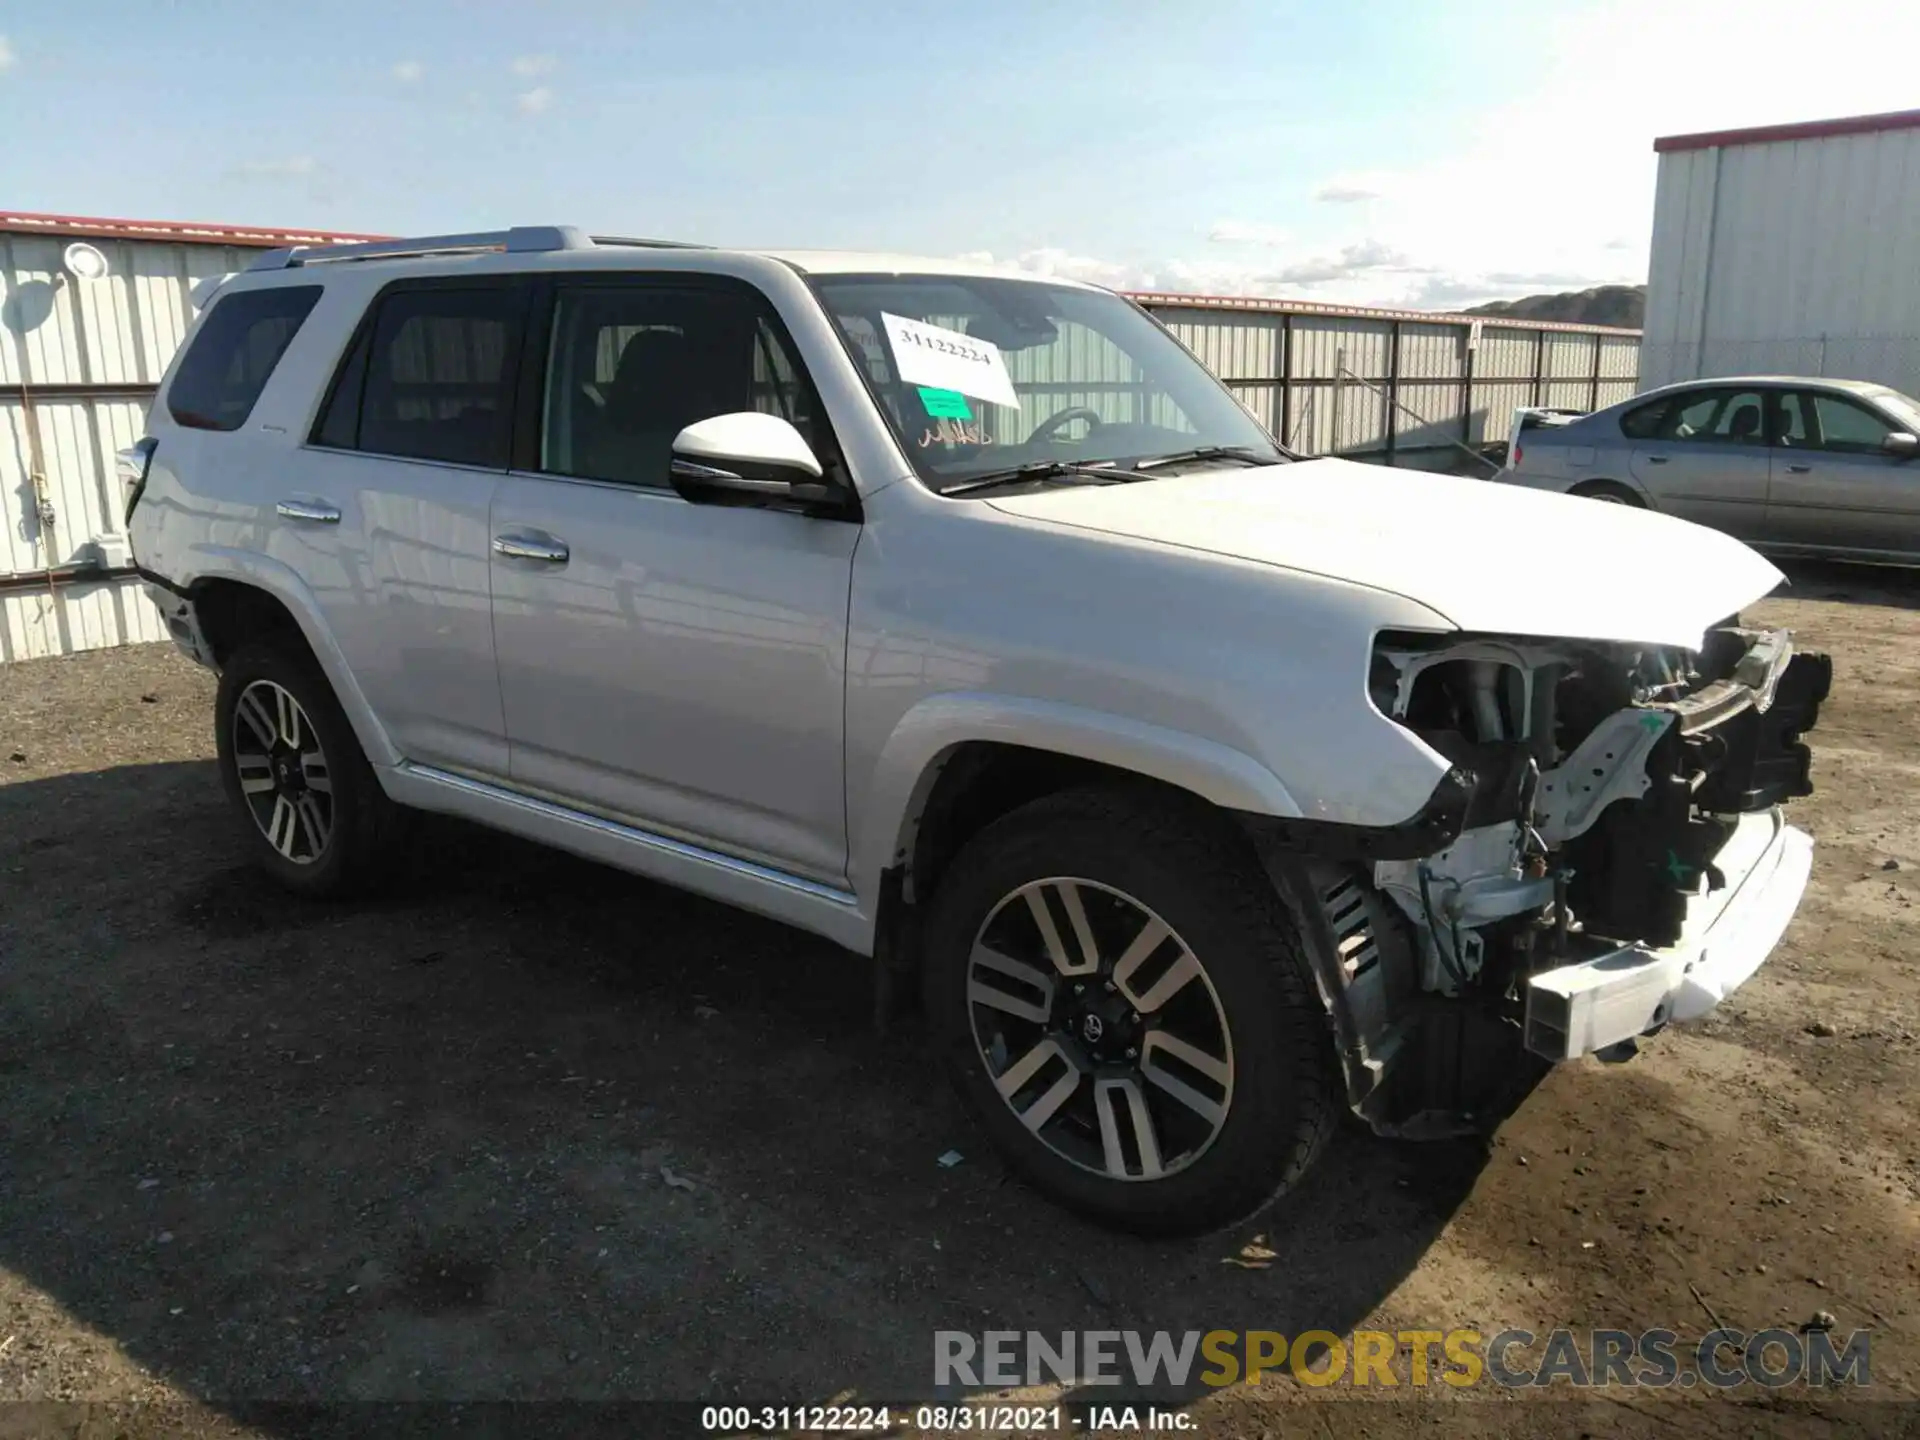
[808,274,1285,492]
[1872,388,1920,433]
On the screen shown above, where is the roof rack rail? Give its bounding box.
[589,234,712,251]
[247,225,594,272]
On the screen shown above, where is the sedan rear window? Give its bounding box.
[167,286,322,431]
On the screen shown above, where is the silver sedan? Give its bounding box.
[1497,376,1920,563]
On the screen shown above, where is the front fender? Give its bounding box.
[181,544,402,770]
[849,690,1300,900]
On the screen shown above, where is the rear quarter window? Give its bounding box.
[1618,397,1670,439]
[166,286,323,431]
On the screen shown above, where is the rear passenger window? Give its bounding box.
[334,287,524,468]
[167,286,322,431]
[1619,398,1669,439]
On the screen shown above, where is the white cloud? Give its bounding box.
[392,60,423,82]
[515,86,554,116]
[511,53,557,77]
[1260,239,1423,289]
[1207,220,1289,246]
[0,35,15,73]
[227,156,319,182]
[1311,172,1393,204]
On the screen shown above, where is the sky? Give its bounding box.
[3,0,1919,309]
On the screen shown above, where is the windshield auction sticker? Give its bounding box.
[882,312,1019,408]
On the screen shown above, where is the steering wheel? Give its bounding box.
[1026,406,1106,446]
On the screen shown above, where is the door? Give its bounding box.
[489,277,859,883]
[1763,389,1920,557]
[283,280,530,777]
[1626,386,1773,540]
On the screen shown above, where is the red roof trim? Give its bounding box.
[0,209,393,248]
[1655,108,1920,154]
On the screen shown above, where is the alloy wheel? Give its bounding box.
[231,679,333,864]
[966,877,1235,1181]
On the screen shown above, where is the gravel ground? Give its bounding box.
[1,562,1917,1439]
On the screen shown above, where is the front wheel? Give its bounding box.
[923,787,1337,1235]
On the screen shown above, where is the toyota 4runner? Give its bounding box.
[125,226,1829,1234]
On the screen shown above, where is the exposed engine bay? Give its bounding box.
[1256,621,1831,1138]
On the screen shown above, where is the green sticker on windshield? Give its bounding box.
[919,387,973,421]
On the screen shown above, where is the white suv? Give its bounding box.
[126,227,1829,1234]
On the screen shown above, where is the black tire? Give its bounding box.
[214,639,407,898]
[1573,480,1643,506]
[923,785,1337,1236]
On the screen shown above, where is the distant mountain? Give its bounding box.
[1465,284,1645,329]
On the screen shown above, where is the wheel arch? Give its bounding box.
[1572,476,1652,507]
[854,693,1302,911]
[178,550,402,769]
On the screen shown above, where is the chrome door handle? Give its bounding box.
[492,534,570,563]
[1644,455,1669,465]
[276,499,341,523]
[1786,464,1812,474]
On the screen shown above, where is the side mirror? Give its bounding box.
[669,413,836,505]
[1884,431,1919,458]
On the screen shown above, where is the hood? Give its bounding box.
[986,459,1784,650]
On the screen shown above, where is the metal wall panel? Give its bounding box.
[1469,382,1536,447]
[1545,332,1596,380]
[1,232,243,659]
[1400,324,1465,380]
[1475,327,1539,380]
[1395,380,1465,449]
[1599,334,1640,379]
[1161,314,1279,382]
[1643,124,1920,393]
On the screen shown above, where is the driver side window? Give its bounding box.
[1808,393,1895,455]
[541,286,822,488]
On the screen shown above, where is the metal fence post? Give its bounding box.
[1331,346,1346,456]
[1384,321,1401,468]
[1461,322,1479,452]
[1277,313,1293,448]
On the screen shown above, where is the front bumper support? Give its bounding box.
[1523,808,1811,1060]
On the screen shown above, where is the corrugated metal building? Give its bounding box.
[3,209,1641,661]
[1642,107,1920,392]
[1,211,383,662]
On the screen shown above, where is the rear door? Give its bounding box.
[1626,386,1772,540]
[1763,388,1920,557]
[286,278,529,777]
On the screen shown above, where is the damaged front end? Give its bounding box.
[1248,622,1830,1138]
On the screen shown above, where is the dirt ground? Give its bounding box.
[1,562,1917,1439]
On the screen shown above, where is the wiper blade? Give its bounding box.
[1128,445,1274,473]
[937,461,1124,497]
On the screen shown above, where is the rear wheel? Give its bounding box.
[215,641,406,897]
[1573,480,1643,506]
[923,786,1336,1235]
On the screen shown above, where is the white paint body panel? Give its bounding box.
[986,460,1783,650]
